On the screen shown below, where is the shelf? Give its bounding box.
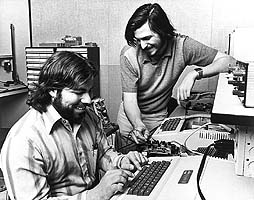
[0,55,13,60]
[0,83,28,98]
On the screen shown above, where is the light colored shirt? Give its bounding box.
[1,105,121,200]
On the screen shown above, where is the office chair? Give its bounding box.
[0,168,10,200]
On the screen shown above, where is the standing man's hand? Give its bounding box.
[129,126,150,144]
[122,92,150,143]
[176,70,198,104]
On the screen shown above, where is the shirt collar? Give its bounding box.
[42,105,82,135]
[140,37,174,64]
[42,104,62,134]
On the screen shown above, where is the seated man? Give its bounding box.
[0,51,147,200]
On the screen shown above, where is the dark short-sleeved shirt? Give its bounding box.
[120,35,218,114]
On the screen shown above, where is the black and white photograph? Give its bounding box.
[0,1,254,200]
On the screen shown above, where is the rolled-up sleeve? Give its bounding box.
[183,36,218,66]
[120,47,139,93]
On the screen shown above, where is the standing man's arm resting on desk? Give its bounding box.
[123,92,149,143]
[177,51,237,103]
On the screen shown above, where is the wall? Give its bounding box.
[29,0,254,122]
[0,0,30,82]
[2,0,254,123]
[0,0,30,130]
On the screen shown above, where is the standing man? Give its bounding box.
[117,3,236,151]
[1,51,147,200]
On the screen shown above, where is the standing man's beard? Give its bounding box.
[52,93,84,124]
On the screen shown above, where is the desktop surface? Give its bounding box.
[211,73,254,126]
[112,156,254,200]
[211,72,254,177]
[0,82,27,98]
[115,82,254,200]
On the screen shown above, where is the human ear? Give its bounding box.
[49,90,57,100]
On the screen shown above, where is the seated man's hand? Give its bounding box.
[120,151,148,171]
[87,169,134,200]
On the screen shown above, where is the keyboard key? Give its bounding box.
[127,161,171,196]
[161,118,181,131]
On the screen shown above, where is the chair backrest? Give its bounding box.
[91,98,119,137]
[92,98,111,126]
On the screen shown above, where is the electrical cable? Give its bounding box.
[183,122,211,153]
[197,143,214,200]
[197,139,234,200]
[170,140,202,156]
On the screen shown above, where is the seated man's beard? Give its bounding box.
[52,94,83,124]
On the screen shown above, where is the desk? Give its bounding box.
[0,83,28,98]
[0,83,29,141]
[211,73,254,126]
[113,156,254,200]
[211,73,254,177]
[143,76,254,199]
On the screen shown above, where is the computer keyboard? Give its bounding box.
[127,160,171,196]
[160,117,181,131]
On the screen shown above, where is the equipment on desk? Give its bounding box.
[151,114,234,155]
[141,138,229,159]
[142,140,181,157]
[0,55,12,74]
[112,155,254,200]
[0,24,24,93]
[0,81,27,94]
[224,27,254,177]
[244,63,254,107]
[180,91,215,114]
[228,60,254,108]
[212,72,254,177]
[10,24,20,84]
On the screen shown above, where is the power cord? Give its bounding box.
[183,122,211,153]
[197,139,234,200]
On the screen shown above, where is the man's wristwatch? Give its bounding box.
[194,68,203,80]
